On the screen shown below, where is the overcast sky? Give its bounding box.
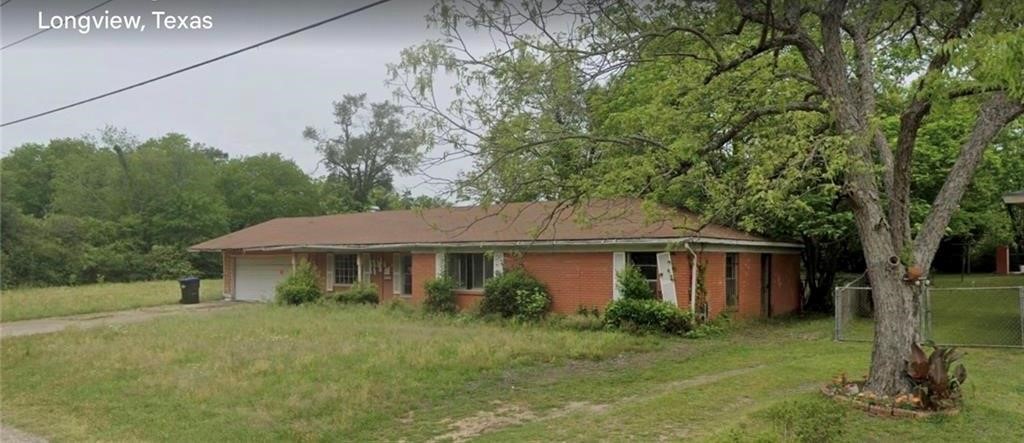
[0,0,474,196]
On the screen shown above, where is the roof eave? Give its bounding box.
[194,237,802,253]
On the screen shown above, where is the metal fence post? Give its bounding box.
[1019,287,1023,348]
[834,287,841,342]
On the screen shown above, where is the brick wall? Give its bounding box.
[512,252,614,314]
[222,248,803,318]
[737,253,763,318]
[222,252,234,296]
[410,253,436,305]
[771,253,802,316]
[996,245,1010,275]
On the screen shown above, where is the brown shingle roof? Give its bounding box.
[189,199,797,251]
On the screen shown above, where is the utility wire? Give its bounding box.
[0,0,13,8]
[2,0,116,50]
[1,0,394,127]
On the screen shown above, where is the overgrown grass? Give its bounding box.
[2,305,1022,441]
[0,279,224,322]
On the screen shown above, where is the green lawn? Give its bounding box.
[0,279,224,322]
[2,305,1022,442]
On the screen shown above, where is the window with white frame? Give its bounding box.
[334,254,358,285]
[447,253,493,289]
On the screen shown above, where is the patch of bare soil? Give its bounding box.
[431,364,765,442]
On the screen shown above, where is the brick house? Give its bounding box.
[190,199,803,318]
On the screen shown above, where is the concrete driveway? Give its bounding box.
[0,301,240,338]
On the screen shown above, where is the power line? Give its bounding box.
[1,0,394,128]
[0,0,13,8]
[2,0,116,50]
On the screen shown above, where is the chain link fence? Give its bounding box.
[835,284,1024,348]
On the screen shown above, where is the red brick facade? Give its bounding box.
[222,248,802,318]
[996,245,1010,275]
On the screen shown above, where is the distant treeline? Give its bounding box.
[1,131,444,288]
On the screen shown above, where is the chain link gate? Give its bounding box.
[835,284,1024,348]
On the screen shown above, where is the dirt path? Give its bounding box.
[0,301,240,338]
[431,364,765,442]
[0,424,47,443]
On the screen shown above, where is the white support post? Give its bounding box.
[325,253,335,292]
[612,252,626,300]
[493,252,504,275]
[435,252,446,278]
[834,287,841,341]
[392,255,402,295]
[656,252,677,306]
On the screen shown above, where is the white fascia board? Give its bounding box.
[239,237,803,253]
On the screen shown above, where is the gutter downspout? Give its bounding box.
[684,242,698,314]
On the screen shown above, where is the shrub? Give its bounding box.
[550,314,607,332]
[604,298,694,335]
[424,275,458,314]
[335,281,379,304]
[764,398,845,443]
[480,269,551,320]
[275,262,323,305]
[617,265,655,300]
[384,298,416,316]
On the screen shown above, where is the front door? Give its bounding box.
[761,254,772,317]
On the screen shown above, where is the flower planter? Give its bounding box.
[820,385,960,419]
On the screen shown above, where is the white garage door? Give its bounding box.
[235,256,292,302]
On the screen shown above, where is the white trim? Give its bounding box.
[612,252,626,300]
[325,253,335,291]
[435,252,445,278]
[392,254,402,294]
[657,252,677,306]
[684,243,698,314]
[198,236,803,253]
[493,252,504,274]
[358,253,371,283]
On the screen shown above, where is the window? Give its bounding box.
[334,254,358,285]
[628,252,659,294]
[401,254,413,295]
[447,253,493,290]
[726,253,739,308]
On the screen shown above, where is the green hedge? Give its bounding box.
[605,298,694,335]
[481,269,551,321]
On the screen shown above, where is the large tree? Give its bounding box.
[392,0,1024,395]
[303,93,426,210]
[218,154,320,231]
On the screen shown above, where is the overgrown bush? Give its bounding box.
[274,262,322,305]
[480,269,551,320]
[604,298,693,335]
[550,314,607,332]
[424,275,458,314]
[617,265,655,300]
[764,398,846,442]
[334,281,379,304]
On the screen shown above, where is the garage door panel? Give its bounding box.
[235,256,291,302]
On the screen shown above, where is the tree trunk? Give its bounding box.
[864,266,918,394]
[847,180,917,395]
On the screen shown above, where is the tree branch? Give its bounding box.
[889,0,982,249]
[913,92,1024,270]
